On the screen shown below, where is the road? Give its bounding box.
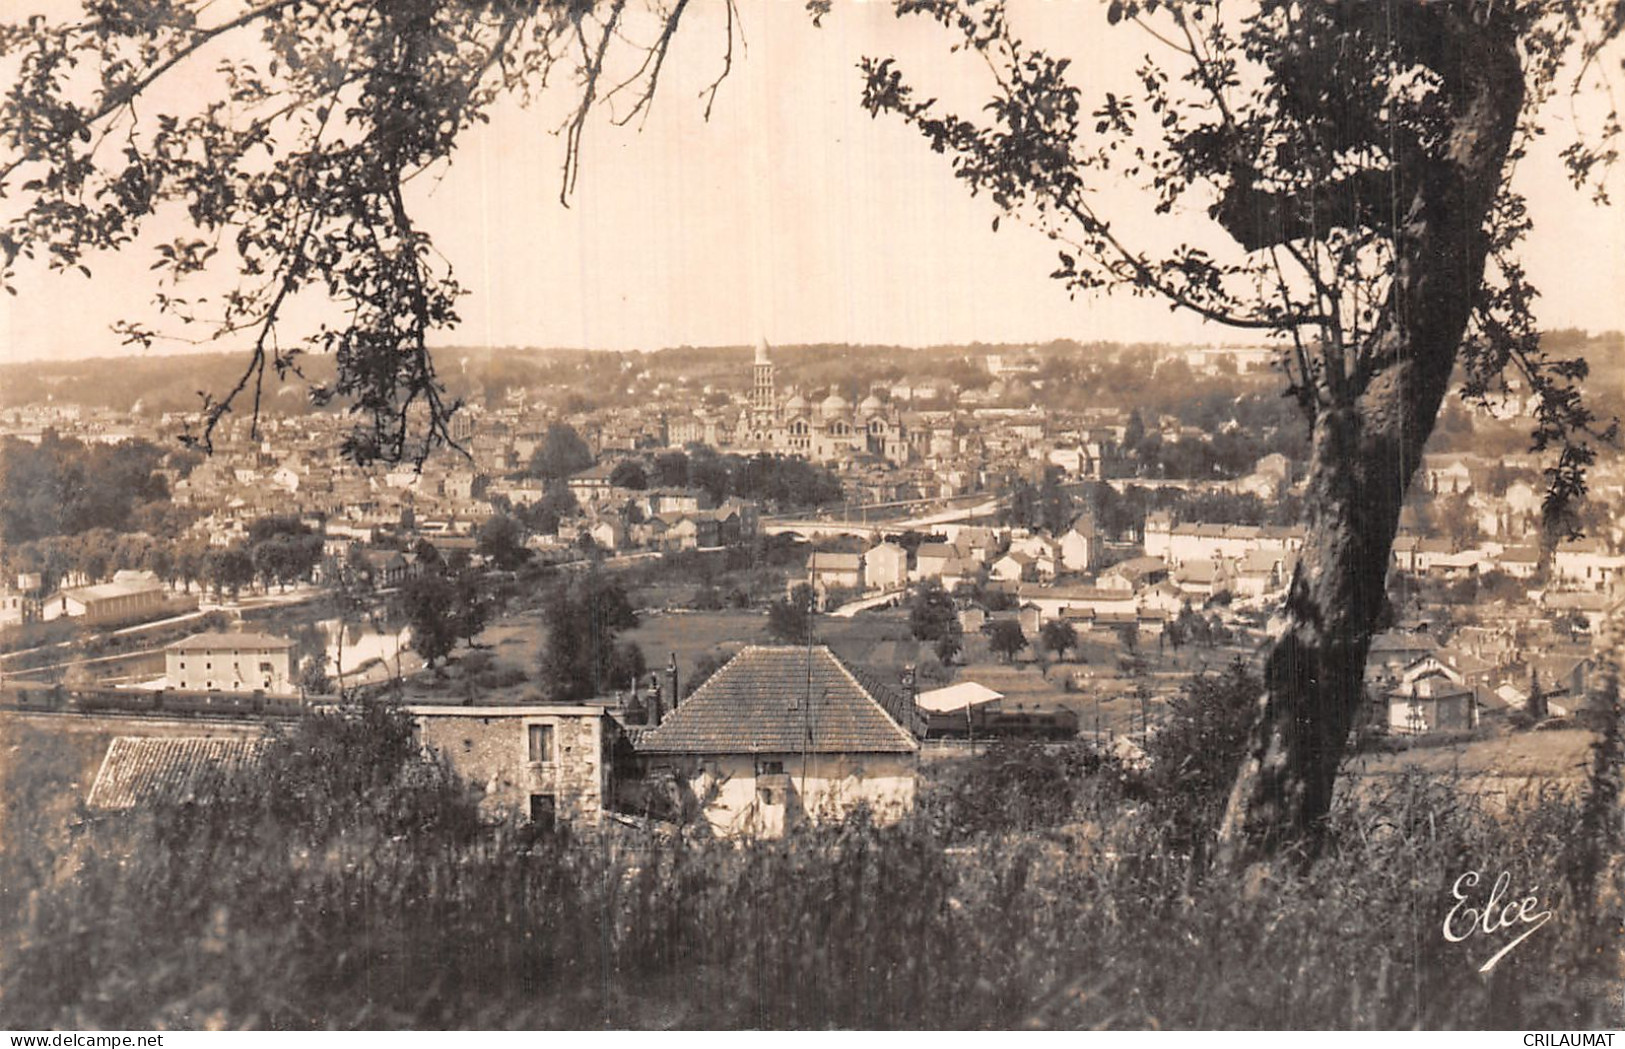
[828,588,908,618]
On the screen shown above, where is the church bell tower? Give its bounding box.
[752,337,776,424]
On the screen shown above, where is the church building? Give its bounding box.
[727,339,916,465]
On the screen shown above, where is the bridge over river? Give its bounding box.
[763,495,1004,540]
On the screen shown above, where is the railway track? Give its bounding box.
[1,706,290,729]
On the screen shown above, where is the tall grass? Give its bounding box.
[1,704,1620,1029]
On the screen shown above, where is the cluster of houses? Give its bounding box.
[539,481,762,554]
[1390,534,1625,591]
[804,519,1108,606]
[1365,623,1598,735]
[1385,530,1625,642]
[800,512,1301,632]
[1,343,1326,628]
[86,643,923,841]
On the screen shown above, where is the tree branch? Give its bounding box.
[1213,167,1398,252]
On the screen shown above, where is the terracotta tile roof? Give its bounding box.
[87,737,268,811]
[844,661,929,740]
[636,645,918,755]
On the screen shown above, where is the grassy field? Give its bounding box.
[384,605,787,706]
[624,609,774,673]
[1350,727,1596,778]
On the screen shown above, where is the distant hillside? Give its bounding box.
[6,330,1616,423]
[1,340,1088,416]
[0,351,337,417]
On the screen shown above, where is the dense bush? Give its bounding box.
[535,570,643,701]
[1140,658,1258,859]
[915,740,1121,841]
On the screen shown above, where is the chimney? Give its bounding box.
[646,671,663,728]
[666,652,680,711]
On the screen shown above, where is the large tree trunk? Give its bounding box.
[1215,10,1527,868]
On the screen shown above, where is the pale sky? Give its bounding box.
[1,0,1622,364]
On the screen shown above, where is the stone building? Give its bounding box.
[409,704,617,828]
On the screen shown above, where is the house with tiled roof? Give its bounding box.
[1059,514,1101,572]
[1018,582,1137,623]
[1234,547,1296,600]
[1103,556,1170,589]
[565,461,620,506]
[1553,538,1625,591]
[1172,557,1236,599]
[633,645,920,837]
[1496,544,1542,579]
[42,575,170,625]
[1391,534,1422,573]
[806,551,864,600]
[864,541,909,591]
[1526,652,1597,710]
[939,557,980,592]
[87,736,269,812]
[990,550,1038,583]
[1542,590,1622,635]
[1411,538,1457,573]
[912,542,955,581]
[1365,630,1441,693]
[1387,674,1476,735]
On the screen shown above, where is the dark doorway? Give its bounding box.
[529,793,557,830]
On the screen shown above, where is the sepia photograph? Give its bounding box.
[1,0,1624,1033]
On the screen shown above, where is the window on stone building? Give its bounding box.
[528,723,555,764]
[529,794,556,830]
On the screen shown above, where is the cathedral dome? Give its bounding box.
[784,393,809,414]
[859,393,884,414]
[820,391,850,419]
